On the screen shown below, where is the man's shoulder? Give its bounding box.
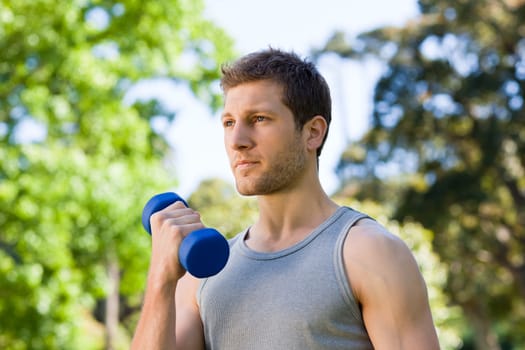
[342,216,422,300]
[346,217,409,256]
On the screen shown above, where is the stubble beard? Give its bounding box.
[235,135,307,196]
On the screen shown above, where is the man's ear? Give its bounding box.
[304,115,328,152]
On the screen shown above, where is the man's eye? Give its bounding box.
[255,116,266,122]
[223,120,234,127]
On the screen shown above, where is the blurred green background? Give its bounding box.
[1,0,524,349]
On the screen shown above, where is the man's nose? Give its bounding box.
[227,123,253,150]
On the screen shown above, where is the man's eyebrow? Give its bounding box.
[221,103,278,121]
[221,109,258,119]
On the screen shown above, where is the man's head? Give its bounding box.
[220,48,332,157]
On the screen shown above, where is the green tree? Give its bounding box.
[0,0,234,349]
[318,0,525,348]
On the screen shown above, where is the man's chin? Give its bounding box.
[235,186,257,197]
[235,181,260,197]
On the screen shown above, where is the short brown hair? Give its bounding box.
[220,48,332,157]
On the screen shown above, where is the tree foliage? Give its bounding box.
[0,0,234,348]
[319,0,525,348]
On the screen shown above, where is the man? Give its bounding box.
[132,48,440,349]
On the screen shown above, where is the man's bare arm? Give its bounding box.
[175,274,205,349]
[345,220,440,350]
[131,202,206,350]
[131,274,177,349]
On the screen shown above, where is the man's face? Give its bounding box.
[221,80,308,196]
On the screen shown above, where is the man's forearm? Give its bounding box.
[131,281,177,350]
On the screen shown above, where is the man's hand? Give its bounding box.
[148,201,205,284]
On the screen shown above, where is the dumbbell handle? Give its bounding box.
[141,192,229,278]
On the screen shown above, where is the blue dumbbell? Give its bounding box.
[142,192,229,278]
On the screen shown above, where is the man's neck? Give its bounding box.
[246,183,339,253]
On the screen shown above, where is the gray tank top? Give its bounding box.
[198,206,374,350]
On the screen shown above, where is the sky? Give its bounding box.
[140,0,420,198]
